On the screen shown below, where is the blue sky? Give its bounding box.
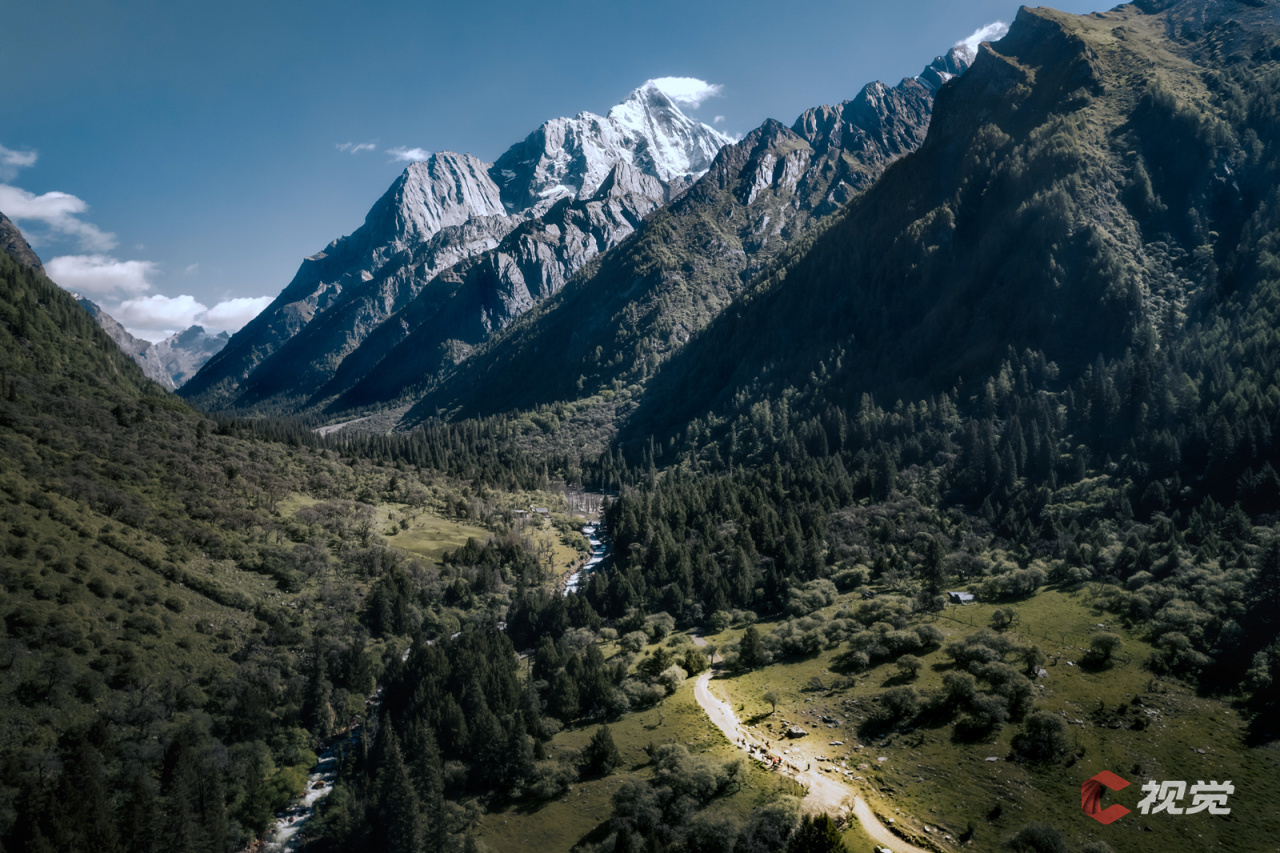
[3,0,1105,341]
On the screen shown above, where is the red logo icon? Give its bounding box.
[1082,771,1131,824]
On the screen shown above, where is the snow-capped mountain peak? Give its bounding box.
[607,80,733,182]
[491,81,733,215]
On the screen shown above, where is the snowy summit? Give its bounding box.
[491,80,733,215]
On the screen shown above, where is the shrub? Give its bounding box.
[896,654,923,679]
[656,664,688,695]
[620,630,649,653]
[1085,632,1123,666]
[527,760,577,800]
[876,686,919,725]
[1011,712,1070,764]
[1005,822,1068,853]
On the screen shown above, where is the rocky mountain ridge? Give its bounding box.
[615,0,1280,449]
[180,82,731,412]
[387,46,977,435]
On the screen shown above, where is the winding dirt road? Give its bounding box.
[692,670,937,853]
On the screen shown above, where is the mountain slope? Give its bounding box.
[0,249,469,852]
[74,295,179,389]
[0,211,43,273]
[180,152,515,408]
[622,0,1280,446]
[0,211,224,390]
[316,162,668,411]
[181,84,730,414]
[389,48,972,436]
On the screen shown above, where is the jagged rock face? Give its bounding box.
[322,161,668,409]
[151,326,229,387]
[399,49,976,429]
[182,83,728,412]
[0,212,44,274]
[182,151,518,405]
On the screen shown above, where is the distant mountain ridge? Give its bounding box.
[180,82,732,412]
[73,296,228,390]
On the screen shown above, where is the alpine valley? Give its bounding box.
[6,2,1280,853]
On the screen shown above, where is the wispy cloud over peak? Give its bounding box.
[649,77,723,109]
[202,296,272,332]
[387,146,432,162]
[337,140,378,154]
[111,293,272,341]
[957,21,1009,58]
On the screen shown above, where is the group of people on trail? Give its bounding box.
[735,735,810,774]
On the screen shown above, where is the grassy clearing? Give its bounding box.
[372,502,490,563]
[476,642,793,852]
[702,588,1280,853]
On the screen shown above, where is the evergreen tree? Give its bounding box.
[377,729,425,853]
[785,813,848,853]
[583,725,622,777]
[739,625,766,669]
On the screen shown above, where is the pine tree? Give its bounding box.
[377,729,424,853]
[583,725,621,777]
[739,625,765,669]
[785,814,848,852]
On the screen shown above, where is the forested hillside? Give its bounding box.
[0,252,593,852]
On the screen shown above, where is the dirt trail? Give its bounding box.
[692,670,937,853]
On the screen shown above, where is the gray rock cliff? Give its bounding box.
[182,82,730,412]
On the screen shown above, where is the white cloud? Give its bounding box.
[0,184,116,251]
[184,262,200,274]
[713,115,726,125]
[650,77,723,109]
[105,293,272,341]
[202,296,272,332]
[46,254,155,296]
[112,294,206,340]
[0,145,37,181]
[337,141,378,154]
[387,146,432,162]
[957,21,1009,57]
